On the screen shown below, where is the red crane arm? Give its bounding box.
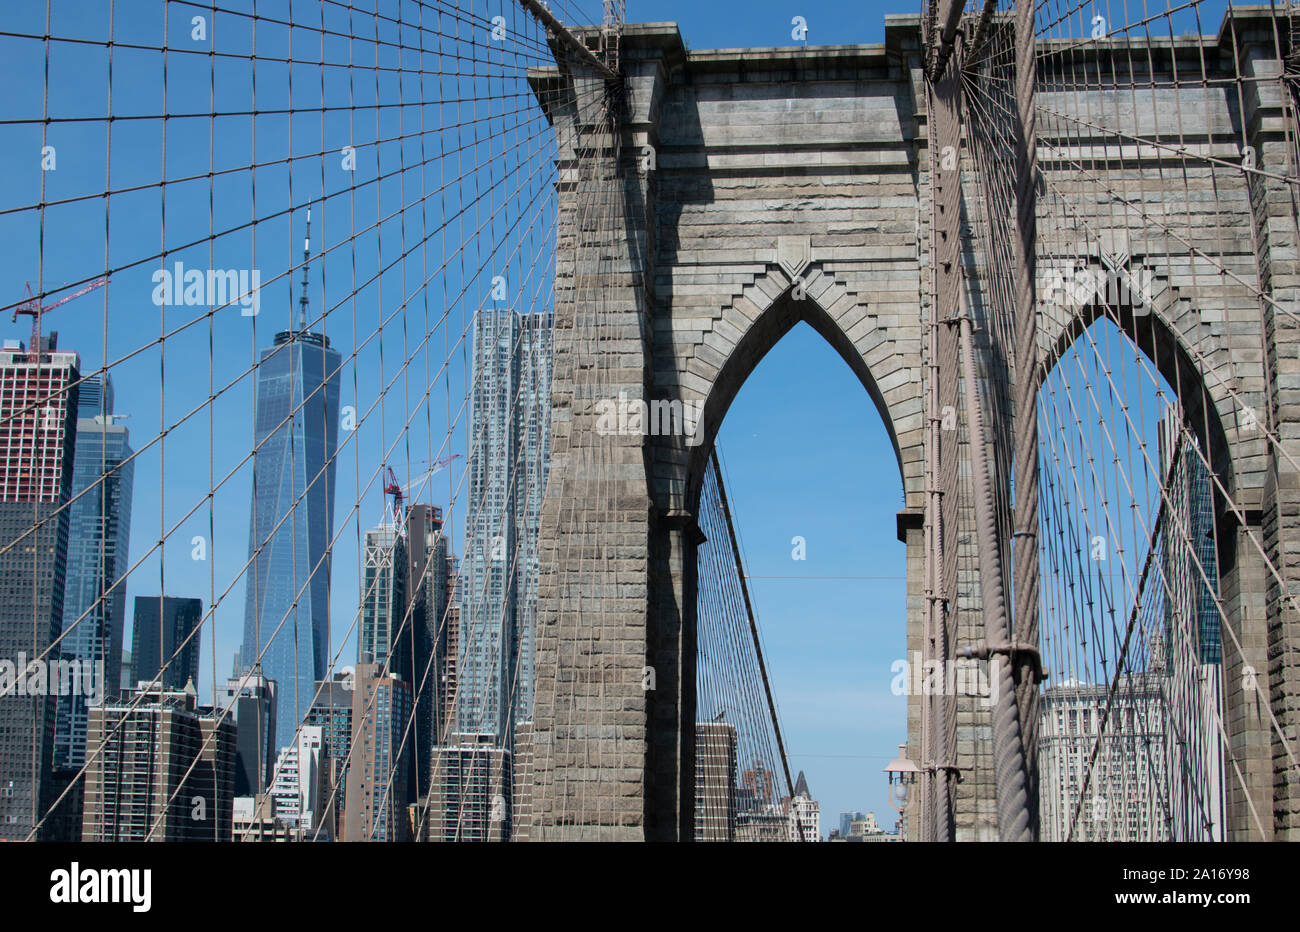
[40,278,109,311]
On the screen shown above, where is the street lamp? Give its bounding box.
[883,743,921,816]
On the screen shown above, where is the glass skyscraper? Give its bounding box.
[130,595,202,691]
[0,336,79,840]
[359,524,406,667]
[457,308,552,739]
[1157,412,1221,663]
[1157,411,1225,840]
[240,327,341,753]
[54,374,134,770]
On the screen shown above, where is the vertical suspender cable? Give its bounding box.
[957,283,1034,842]
[1011,0,1043,839]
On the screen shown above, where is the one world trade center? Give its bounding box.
[240,210,341,754]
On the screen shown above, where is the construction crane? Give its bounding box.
[383,466,404,526]
[11,278,109,353]
[382,454,462,526]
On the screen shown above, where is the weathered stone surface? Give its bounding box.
[523,13,1295,841]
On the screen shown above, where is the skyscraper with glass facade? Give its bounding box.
[130,596,202,691]
[54,374,133,771]
[457,308,551,740]
[1158,414,1222,664]
[240,326,340,753]
[359,523,406,668]
[1157,411,1225,840]
[0,335,79,841]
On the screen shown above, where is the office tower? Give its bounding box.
[268,724,327,833]
[1158,413,1222,664]
[81,682,236,841]
[342,663,412,842]
[1037,676,1169,841]
[458,309,552,740]
[442,558,461,739]
[737,760,777,812]
[514,312,551,727]
[361,515,431,807]
[130,596,202,690]
[240,224,341,752]
[306,672,353,840]
[839,810,867,838]
[785,771,820,842]
[360,524,407,668]
[734,760,785,841]
[403,503,455,793]
[426,733,511,841]
[0,334,79,841]
[217,670,278,798]
[694,722,737,841]
[1157,412,1226,840]
[54,373,133,772]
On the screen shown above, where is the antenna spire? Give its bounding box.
[299,206,312,331]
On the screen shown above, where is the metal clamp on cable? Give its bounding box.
[960,640,1048,684]
[928,762,964,783]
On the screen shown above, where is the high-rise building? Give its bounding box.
[342,663,412,842]
[734,759,785,841]
[217,669,278,798]
[359,513,431,807]
[457,308,552,740]
[694,722,737,842]
[1037,675,1170,841]
[1157,411,1226,841]
[403,503,457,793]
[839,810,867,837]
[54,373,133,772]
[306,672,353,839]
[130,596,202,691]
[426,733,511,841]
[81,682,236,841]
[1157,413,1222,664]
[0,334,79,841]
[239,246,341,751]
[442,558,461,739]
[360,524,407,668]
[268,724,327,833]
[737,760,777,812]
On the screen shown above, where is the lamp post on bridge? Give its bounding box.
[884,744,920,840]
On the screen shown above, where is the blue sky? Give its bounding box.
[714,324,910,835]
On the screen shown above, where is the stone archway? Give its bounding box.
[521,15,1289,841]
